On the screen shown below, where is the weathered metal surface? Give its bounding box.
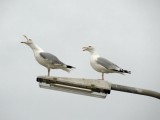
[37,76,111,98]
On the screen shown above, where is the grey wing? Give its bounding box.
[40,52,64,65]
[97,57,119,70]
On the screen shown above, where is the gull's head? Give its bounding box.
[82,45,95,53]
[21,35,33,45]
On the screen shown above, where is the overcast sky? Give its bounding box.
[0,0,160,120]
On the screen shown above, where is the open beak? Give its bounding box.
[21,35,29,44]
[82,47,88,51]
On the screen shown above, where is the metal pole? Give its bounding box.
[37,76,160,100]
[111,83,160,99]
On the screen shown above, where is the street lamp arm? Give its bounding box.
[111,83,160,99]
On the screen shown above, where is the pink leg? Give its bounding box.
[48,68,50,76]
[102,73,104,80]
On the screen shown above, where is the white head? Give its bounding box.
[82,45,96,54]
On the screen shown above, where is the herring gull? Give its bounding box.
[21,35,75,76]
[82,46,131,80]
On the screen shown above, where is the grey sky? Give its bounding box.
[0,0,160,120]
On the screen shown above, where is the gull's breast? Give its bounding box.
[34,52,49,68]
[90,55,107,73]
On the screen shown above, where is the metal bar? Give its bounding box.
[111,84,160,99]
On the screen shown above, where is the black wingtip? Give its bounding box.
[66,65,76,69]
[118,69,131,74]
[123,70,131,74]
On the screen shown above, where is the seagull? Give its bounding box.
[21,35,75,76]
[82,46,131,80]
